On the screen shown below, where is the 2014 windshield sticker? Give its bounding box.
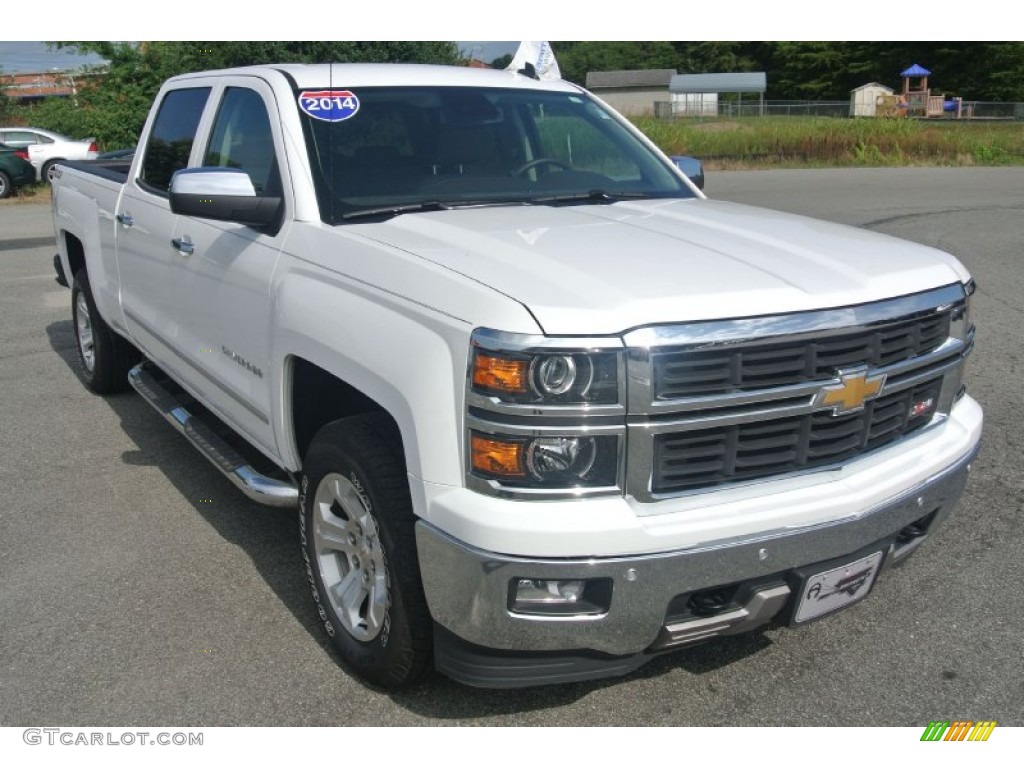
[298,90,360,122]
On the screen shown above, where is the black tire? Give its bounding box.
[0,171,11,199]
[42,160,61,185]
[299,414,432,688]
[71,269,139,394]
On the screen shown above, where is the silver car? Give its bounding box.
[0,127,98,183]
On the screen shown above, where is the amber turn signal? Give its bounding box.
[470,434,526,478]
[473,352,528,394]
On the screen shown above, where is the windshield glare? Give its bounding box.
[297,86,694,223]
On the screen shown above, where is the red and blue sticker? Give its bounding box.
[298,90,360,122]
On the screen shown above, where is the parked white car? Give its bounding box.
[0,127,98,183]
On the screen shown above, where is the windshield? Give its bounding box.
[295,86,694,223]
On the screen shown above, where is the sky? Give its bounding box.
[1,0,1016,75]
[0,42,106,73]
[0,41,518,75]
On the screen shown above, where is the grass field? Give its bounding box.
[3,117,1021,205]
[631,116,1024,169]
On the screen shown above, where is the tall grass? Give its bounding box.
[632,116,1024,168]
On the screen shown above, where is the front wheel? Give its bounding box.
[299,414,432,688]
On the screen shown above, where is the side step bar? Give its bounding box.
[128,363,298,508]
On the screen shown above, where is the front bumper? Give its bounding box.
[417,443,977,686]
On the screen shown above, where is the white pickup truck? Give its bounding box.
[51,63,982,689]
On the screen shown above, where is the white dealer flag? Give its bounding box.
[506,41,562,80]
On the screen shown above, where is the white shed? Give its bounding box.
[850,83,895,117]
[671,92,719,116]
[669,72,767,116]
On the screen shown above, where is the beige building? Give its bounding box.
[585,69,676,116]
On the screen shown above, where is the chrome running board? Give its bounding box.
[128,362,298,508]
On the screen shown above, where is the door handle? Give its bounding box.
[116,213,133,227]
[171,236,195,256]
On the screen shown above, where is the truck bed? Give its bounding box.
[60,159,132,184]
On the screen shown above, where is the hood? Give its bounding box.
[353,198,970,336]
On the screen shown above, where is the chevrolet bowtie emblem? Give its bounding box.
[814,366,887,415]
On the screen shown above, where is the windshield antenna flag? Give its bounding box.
[507,42,562,81]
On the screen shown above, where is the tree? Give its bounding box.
[553,41,679,86]
[549,41,1024,101]
[0,67,10,122]
[22,42,460,149]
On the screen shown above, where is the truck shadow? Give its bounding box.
[46,318,776,719]
[45,320,326,651]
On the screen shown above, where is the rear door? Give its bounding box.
[117,85,213,382]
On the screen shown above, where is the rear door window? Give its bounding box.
[139,87,211,195]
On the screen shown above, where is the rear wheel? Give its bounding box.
[299,414,432,688]
[0,171,11,199]
[71,269,139,394]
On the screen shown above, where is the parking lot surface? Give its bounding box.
[0,167,1020,725]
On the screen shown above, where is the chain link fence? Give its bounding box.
[654,100,1024,121]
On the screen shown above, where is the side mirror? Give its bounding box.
[169,167,281,226]
[669,155,705,190]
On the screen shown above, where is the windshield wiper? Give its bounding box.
[341,200,451,221]
[340,192,656,221]
[529,190,654,205]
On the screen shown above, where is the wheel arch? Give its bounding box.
[276,306,469,500]
[62,230,86,281]
[289,356,395,464]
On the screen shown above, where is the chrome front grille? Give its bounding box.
[652,377,943,493]
[623,284,972,504]
[653,313,950,399]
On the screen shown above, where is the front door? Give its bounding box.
[163,79,292,457]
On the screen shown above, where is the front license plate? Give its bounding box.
[794,551,884,624]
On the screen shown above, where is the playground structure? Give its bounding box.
[875,64,973,119]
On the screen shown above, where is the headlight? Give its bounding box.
[470,331,621,406]
[951,278,976,341]
[471,349,617,404]
[954,278,976,402]
[964,278,976,335]
[467,329,625,497]
[470,431,619,489]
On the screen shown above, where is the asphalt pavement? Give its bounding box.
[0,168,1020,726]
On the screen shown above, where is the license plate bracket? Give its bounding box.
[790,550,885,625]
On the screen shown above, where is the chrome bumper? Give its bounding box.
[417,446,977,658]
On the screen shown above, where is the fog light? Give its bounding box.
[516,578,585,604]
[510,577,613,617]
